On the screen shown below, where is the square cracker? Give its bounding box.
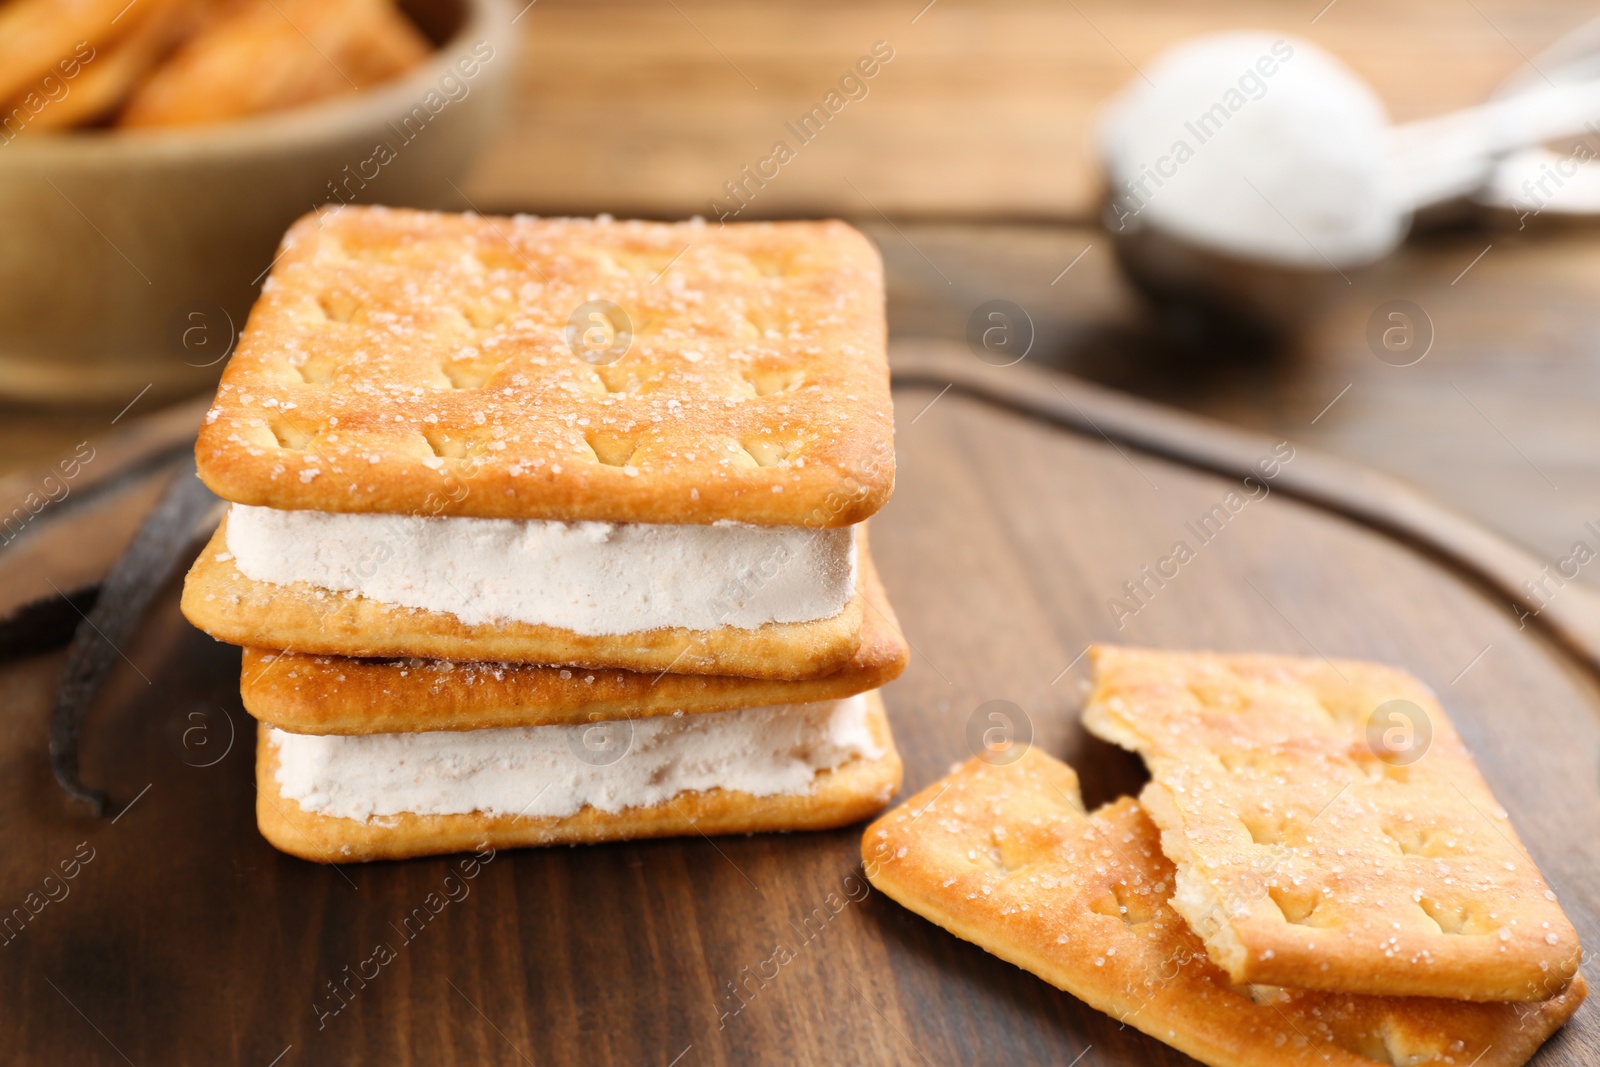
[195,207,892,527]
[256,692,902,862]
[241,545,907,733]
[1082,645,1582,1002]
[862,750,1585,1067]
[182,517,868,679]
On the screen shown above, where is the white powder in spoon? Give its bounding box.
[1099,32,1405,269]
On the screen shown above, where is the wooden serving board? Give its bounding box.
[2,350,1597,1066]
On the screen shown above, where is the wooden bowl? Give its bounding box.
[0,0,515,405]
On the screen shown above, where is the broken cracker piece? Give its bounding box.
[863,750,1584,1067]
[1083,645,1581,1002]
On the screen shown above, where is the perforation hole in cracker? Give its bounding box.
[294,352,342,384]
[1089,881,1159,927]
[423,429,488,460]
[1383,822,1459,857]
[741,437,793,468]
[235,422,279,455]
[1419,896,1496,936]
[460,303,509,330]
[1265,884,1335,928]
[1350,747,1414,784]
[964,839,1009,873]
[744,368,806,396]
[725,442,762,470]
[584,434,638,468]
[316,291,363,324]
[441,352,503,390]
[1239,811,1289,846]
[738,304,793,341]
[971,834,1047,878]
[589,363,650,395]
[270,420,314,451]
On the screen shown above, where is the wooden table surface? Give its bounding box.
[470,0,1598,220]
[870,217,1600,594]
[3,4,1600,1062]
[2,373,1598,1066]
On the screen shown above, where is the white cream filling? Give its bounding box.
[224,504,856,633]
[271,695,881,821]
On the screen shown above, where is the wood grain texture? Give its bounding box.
[1,381,1597,1064]
[870,220,1600,605]
[465,0,1597,219]
[888,340,1600,676]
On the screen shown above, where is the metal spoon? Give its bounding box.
[1097,28,1600,336]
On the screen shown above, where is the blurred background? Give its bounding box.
[4,0,1599,589]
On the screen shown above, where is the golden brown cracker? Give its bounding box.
[257,691,901,862]
[863,750,1585,1067]
[1083,645,1582,1002]
[241,545,906,732]
[192,208,893,526]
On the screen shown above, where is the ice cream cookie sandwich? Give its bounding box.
[181,208,893,678]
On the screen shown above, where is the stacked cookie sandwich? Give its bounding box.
[865,646,1586,1067]
[181,207,906,862]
